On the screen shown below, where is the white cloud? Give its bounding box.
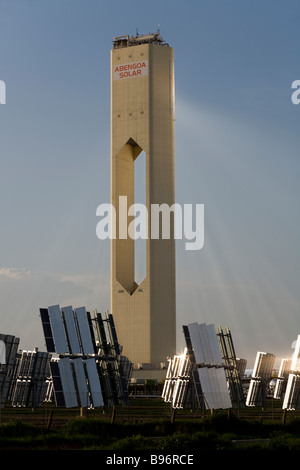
[0,267,31,280]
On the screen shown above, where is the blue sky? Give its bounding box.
[0,0,299,368]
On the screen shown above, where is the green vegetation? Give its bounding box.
[0,400,299,451]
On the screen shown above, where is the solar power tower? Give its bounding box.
[110,31,176,373]
[40,305,132,409]
[162,323,245,410]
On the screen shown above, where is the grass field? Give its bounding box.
[0,397,299,451]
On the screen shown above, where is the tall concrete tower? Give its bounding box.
[111,32,176,374]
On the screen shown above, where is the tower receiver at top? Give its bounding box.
[113,30,168,49]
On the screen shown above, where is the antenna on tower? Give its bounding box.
[136,28,139,37]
